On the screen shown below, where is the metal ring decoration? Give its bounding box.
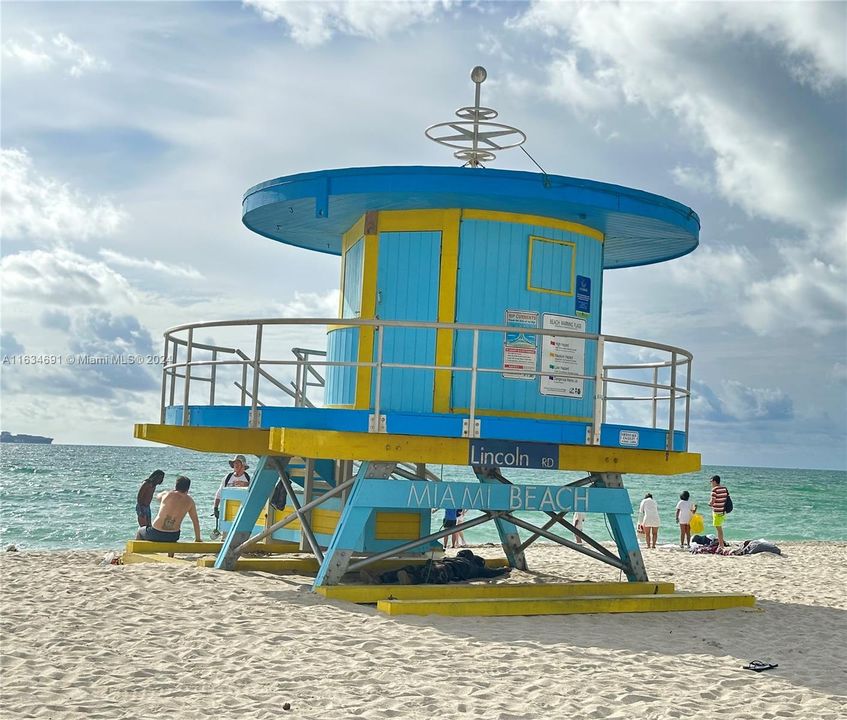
[425,66,527,166]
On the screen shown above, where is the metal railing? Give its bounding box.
[159,317,692,451]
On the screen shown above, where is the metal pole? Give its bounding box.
[250,324,263,427]
[160,336,169,424]
[372,325,384,431]
[294,351,303,407]
[684,357,692,451]
[468,329,479,438]
[592,336,605,445]
[300,458,315,551]
[502,512,626,571]
[182,327,193,426]
[168,341,178,408]
[347,512,504,572]
[270,459,324,563]
[210,349,217,406]
[667,351,677,451]
[235,476,357,554]
[652,366,658,429]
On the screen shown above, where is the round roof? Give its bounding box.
[242,166,700,269]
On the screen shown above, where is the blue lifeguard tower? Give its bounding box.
[132,68,753,615]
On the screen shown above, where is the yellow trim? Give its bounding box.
[122,552,193,566]
[463,209,604,242]
[342,215,366,253]
[377,592,755,617]
[353,230,379,408]
[317,580,673,604]
[451,407,592,423]
[527,235,577,296]
[195,555,501,573]
[269,428,701,475]
[434,210,460,412]
[134,424,283,456]
[376,209,455,232]
[125,540,298,555]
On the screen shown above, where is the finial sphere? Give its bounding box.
[471,66,487,84]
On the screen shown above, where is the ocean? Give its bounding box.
[1,443,844,551]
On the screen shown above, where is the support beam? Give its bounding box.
[590,472,647,582]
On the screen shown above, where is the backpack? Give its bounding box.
[724,493,733,514]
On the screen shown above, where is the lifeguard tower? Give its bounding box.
[133,68,754,616]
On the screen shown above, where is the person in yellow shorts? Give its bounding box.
[709,475,729,549]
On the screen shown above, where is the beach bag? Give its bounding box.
[690,513,704,534]
[270,480,287,511]
[724,494,733,514]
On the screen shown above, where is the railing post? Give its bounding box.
[294,350,304,408]
[468,329,479,438]
[250,324,263,427]
[240,353,248,407]
[371,326,384,432]
[160,336,169,424]
[684,357,692,451]
[592,336,605,445]
[652,366,659,429]
[667,351,677,451]
[182,327,193,426]
[168,341,178,408]
[210,349,217,406]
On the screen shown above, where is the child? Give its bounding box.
[675,490,696,548]
[136,470,165,527]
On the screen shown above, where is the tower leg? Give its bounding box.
[591,472,648,582]
[314,461,396,587]
[473,467,528,571]
[214,456,289,570]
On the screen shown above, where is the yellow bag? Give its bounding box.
[690,513,704,534]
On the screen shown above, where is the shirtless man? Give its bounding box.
[135,475,201,543]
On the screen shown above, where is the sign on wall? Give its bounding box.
[502,310,538,380]
[540,313,586,398]
[575,275,591,314]
[469,438,559,470]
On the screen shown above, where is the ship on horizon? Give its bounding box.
[1,431,54,445]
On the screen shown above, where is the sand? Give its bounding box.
[1,541,845,719]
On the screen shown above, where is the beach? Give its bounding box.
[1,542,845,719]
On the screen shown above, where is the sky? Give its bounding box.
[1,1,845,470]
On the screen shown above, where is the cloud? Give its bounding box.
[671,165,715,194]
[1,148,127,242]
[2,31,108,77]
[99,249,204,280]
[511,2,846,227]
[1,247,134,306]
[1,332,25,356]
[244,0,453,46]
[691,379,793,423]
[41,310,72,332]
[2,310,158,399]
[507,3,846,338]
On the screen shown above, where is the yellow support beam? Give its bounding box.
[377,591,755,617]
[125,540,299,555]
[133,424,284,456]
[269,428,701,474]
[196,555,509,573]
[121,552,193,566]
[316,580,675,604]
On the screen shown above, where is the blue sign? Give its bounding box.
[576,275,591,313]
[469,439,559,470]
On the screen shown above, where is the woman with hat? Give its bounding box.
[213,454,251,517]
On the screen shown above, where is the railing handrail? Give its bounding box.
[160,317,693,449]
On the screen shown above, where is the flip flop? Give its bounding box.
[743,661,779,672]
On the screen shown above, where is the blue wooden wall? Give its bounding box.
[452,218,603,419]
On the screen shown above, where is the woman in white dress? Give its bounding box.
[638,493,660,549]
